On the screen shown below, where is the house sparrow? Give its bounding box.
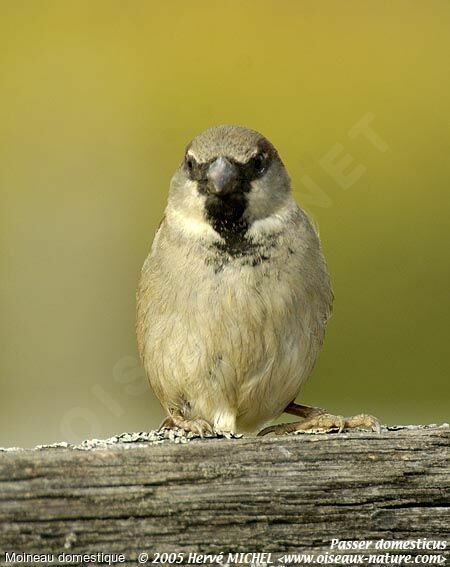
[136,125,380,436]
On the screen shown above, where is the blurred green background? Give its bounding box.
[1,1,448,447]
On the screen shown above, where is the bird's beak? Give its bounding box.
[207,157,238,195]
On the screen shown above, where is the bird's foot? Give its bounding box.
[159,412,214,438]
[257,411,381,436]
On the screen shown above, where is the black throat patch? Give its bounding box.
[204,191,251,256]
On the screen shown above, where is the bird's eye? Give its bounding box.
[252,153,266,174]
[185,155,196,175]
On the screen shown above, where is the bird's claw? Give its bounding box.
[159,414,214,438]
[340,413,381,434]
[258,412,381,436]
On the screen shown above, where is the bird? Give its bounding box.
[136,125,380,436]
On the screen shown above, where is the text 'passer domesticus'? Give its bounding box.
[137,125,380,436]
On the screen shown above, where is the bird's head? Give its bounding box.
[167,125,292,243]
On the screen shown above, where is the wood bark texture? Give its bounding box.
[0,426,449,565]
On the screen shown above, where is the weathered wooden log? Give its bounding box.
[0,425,448,565]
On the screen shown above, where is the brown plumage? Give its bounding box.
[137,125,379,436]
